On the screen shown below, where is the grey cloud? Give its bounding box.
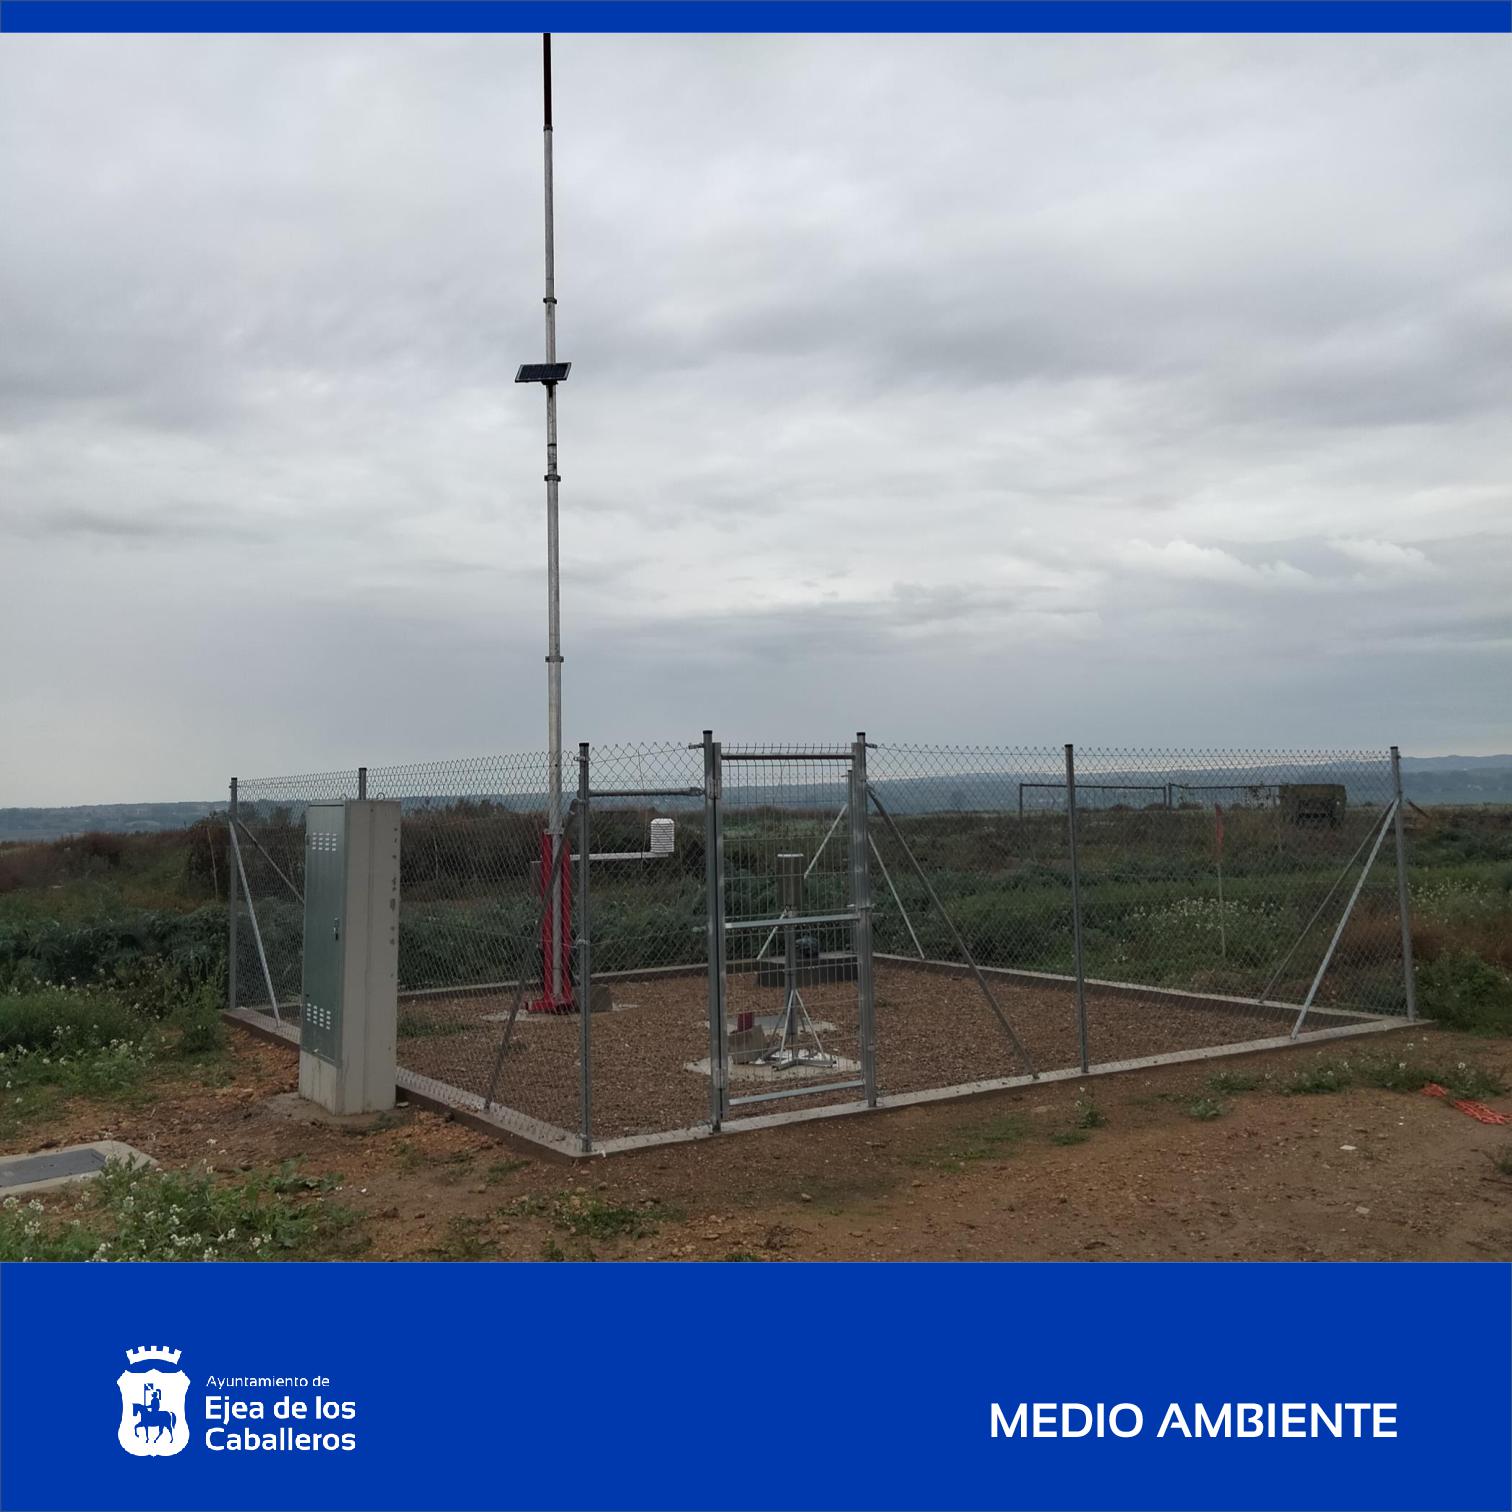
[1,36,1509,803]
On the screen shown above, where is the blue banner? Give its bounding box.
[2,1260,1508,1511]
[3,1,1510,29]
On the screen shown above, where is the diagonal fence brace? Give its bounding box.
[226,818,283,1026]
[866,784,1037,1079]
[484,797,581,1112]
[235,817,304,905]
[1291,799,1398,1040]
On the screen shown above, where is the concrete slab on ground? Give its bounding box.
[262,1091,411,1132]
[685,1054,862,1084]
[0,1140,154,1196]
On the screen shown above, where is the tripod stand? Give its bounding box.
[761,851,837,1071]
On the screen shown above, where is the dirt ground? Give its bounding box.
[10,1018,1512,1262]
[397,960,1363,1139]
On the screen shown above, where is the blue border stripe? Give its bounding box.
[3,1260,1510,1512]
[4,0,1510,31]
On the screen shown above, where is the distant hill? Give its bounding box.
[1398,768,1512,806]
[1399,753,1512,772]
[869,759,1512,813]
[3,753,1510,840]
[0,802,219,843]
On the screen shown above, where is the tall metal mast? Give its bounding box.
[542,32,563,1006]
[515,33,572,1008]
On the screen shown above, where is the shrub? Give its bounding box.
[1185,1096,1227,1120]
[1,968,224,1055]
[507,1190,669,1240]
[0,986,142,1053]
[0,976,226,1132]
[0,906,226,995]
[0,1024,152,1104]
[1416,951,1512,1035]
[1353,1051,1504,1101]
[1276,1049,1504,1101]
[1282,1062,1352,1094]
[169,981,226,1055]
[0,1160,349,1262]
[1073,1092,1106,1129]
[0,831,129,894]
[1208,1069,1263,1094]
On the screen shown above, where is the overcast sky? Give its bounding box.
[1,36,1509,803]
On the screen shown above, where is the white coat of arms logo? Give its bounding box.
[116,1345,191,1457]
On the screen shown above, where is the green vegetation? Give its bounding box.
[1073,1093,1107,1129]
[1416,952,1512,1035]
[0,906,226,996]
[922,1112,1028,1168]
[1184,1096,1227,1120]
[3,803,1512,1049]
[1356,1053,1503,1101]
[390,1140,424,1173]
[1042,1093,1108,1146]
[0,974,226,1138]
[0,1159,352,1262]
[1282,1062,1354,1095]
[0,824,227,1011]
[435,1214,495,1260]
[485,1157,531,1183]
[1276,1051,1504,1102]
[1208,1069,1264,1094]
[555,1196,658,1240]
[0,984,143,1053]
[507,1190,673,1241]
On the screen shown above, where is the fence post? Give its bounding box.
[702,731,726,1130]
[851,733,878,1107]
[227,777,239,1013]
[1064,744,1090,1074]
[577,742,592,1153]
[1390,746,1418,1021]
[358,766,367,801]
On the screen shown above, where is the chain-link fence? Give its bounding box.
[864,744,1411,1103]
[229,768,361,1025]
[578,740,708,1143]
[228,737,1415,1152]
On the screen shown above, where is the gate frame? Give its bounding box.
[572,744,707,1152]
[705,733,878,1128]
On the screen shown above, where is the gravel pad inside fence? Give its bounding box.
[395,961,1371,1143]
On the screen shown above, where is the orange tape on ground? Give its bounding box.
[1419,1082,1509,1124]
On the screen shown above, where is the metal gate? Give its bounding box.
[703,734,877,1128]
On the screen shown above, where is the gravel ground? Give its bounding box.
[397,962,1368,1141]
